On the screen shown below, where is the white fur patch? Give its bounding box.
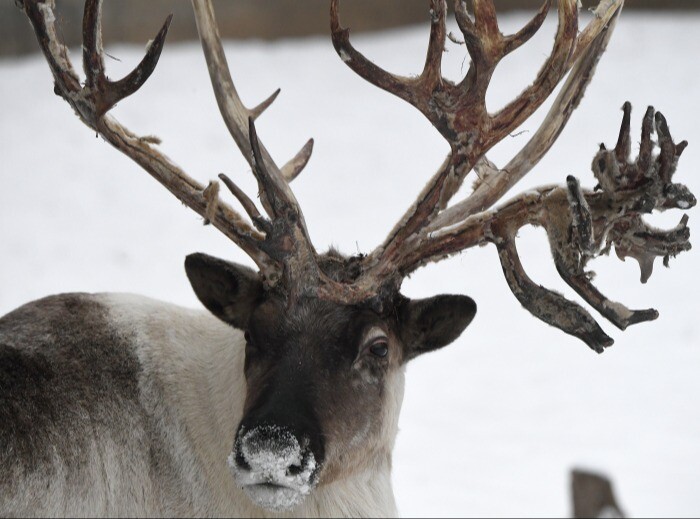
[95,294,400,517]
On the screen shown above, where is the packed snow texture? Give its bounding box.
[1,10,698,519]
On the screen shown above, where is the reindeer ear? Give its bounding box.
[185,253,263,329]
[399,295,476,361]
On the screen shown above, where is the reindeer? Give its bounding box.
[2,0,694,516]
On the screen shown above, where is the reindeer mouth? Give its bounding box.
[231,465,317,511]
[240,481,309,512]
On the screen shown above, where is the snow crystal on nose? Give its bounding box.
[228,425,318,511]
[241,425,302,476]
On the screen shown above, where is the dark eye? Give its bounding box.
[369,339,389,358]
[244,331,252,345]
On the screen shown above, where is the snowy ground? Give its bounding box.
[1,8,699,518]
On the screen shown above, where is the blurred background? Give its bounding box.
[2,0,699,57]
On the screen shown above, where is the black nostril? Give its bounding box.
[287,463,303,476]
[286,446,313,477]
[235,448,251,471]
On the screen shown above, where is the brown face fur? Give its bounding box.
[185,253,476,504]
[239,296,403,484]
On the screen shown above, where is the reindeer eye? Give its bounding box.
[244,331,252,344]
[369,339,389,358]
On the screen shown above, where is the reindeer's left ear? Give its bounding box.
[185,253,263,329]
[399,295,476,362]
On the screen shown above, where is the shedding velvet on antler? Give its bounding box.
[328,0,694,350]
[490,105,693,352]
[17,0,695,351]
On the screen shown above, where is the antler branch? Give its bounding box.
[20,0,694,350]
[18,0,278,266]
[332,0,623,279]
[327,0,693,349]
[190,0,314,184]
[19,0,335,296]
[392,105,694,350]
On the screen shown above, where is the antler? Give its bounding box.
[191,0,392,302]
[19,0,695,350]
[395,104,694,352]
[331,0,621,275]
[18,0,264,269]
[17,0,335,298]
[331,0,695,349]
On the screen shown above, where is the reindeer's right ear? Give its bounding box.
[398,294,477,362]
[185,253,263,329]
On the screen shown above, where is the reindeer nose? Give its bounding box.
[236,425,314,479]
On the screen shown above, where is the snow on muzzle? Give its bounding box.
[229,424,320,511]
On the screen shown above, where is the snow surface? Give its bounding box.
[1,10,699,518]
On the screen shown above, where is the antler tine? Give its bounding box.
[489,0,578,146]
[249,88,280,120]
[281,138,315,183]
[247,118,297,221]
[422,0,447,90]
[218,173,272,235]
[637,105,655,173]
[496,236,614,353]
[82,0,105,89]
[471,0,499,30]
[571,0,624,63]
[453,2,496,115]
[191,0,313,184]
[554,265,660,330]
[503,0,551,55]
[656,111,677,185]
[453,1,487,77]
[82,0,173,119]
[330,0,419,106]
[615,101,632,163]
[21,1,81,96]
[453,0,499,45]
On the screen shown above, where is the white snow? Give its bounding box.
[339,48,352,63]
[602,300,634,321]
[38,3,56,24]
[1,10,699,518]
[229,426,316,511]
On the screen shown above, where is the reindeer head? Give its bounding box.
[185,252,475,509]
